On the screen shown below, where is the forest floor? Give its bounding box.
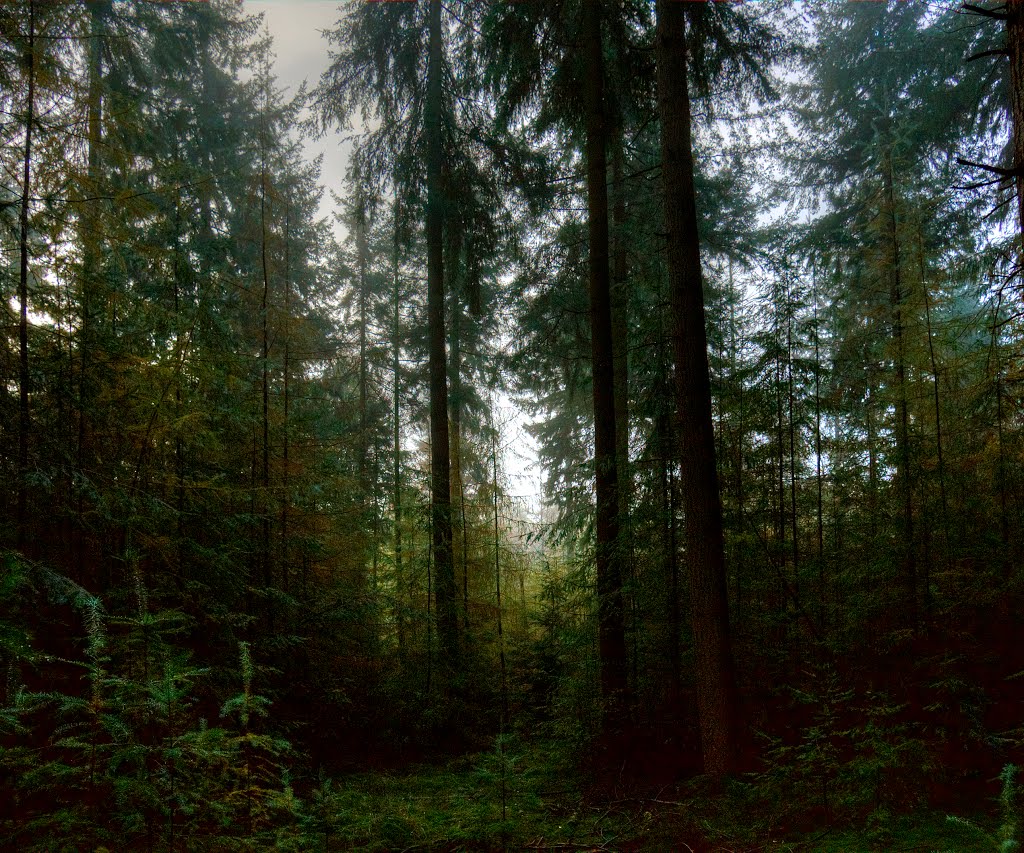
[311,738,998,852]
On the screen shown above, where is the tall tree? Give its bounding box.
[583,0,628,705]
[16,0,37,548]
[482,0,635,709]
[425,0,458,668]
[656,0,739,776]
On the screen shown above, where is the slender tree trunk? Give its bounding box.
[198,20,215,245]
[79,1,105,559]
[449,284,470,631]
[657,282,681,693]
[786,283,799,598]
[729,260,746,628]
[916,227,948,574]
[812,268,825,625]
[866,374,878,540]
[17,0,37,549]
[172,185,186,595]
[425,500,434,697]
[282,209,291,596]
[426,0,458,669]
[357,191,370,494]
[997,370,1011,554]
[1007,0,1024,250]
[884,156,917,624]
[393,200,405,657]
[584,0,628,708]
[493,426,509,727]
[775,320,787,625]
[611,129,637,692]
[656,0,739,777]
[259,101,273,627]
[661,407,681,694]
[611,135,630,529]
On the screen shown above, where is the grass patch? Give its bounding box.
[306,736,636,851]
[305,742,1002,852]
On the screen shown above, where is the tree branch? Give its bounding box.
[957,157,1020,177]
[961,3,1009,20]
[968,47,1010,62]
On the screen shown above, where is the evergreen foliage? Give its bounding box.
[3,0,1024,848]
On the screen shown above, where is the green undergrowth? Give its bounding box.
[306,739,1004,852]
[606,777,1003,852]
[306,735,628,850]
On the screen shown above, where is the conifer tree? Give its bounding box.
[656,0,739,777]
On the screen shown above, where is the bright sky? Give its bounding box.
[247,1,349,230]
[246,1,544,518]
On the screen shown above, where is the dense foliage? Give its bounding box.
[3,0,1024,849]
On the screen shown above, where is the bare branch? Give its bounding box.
[957,156,1020,177]
[961,2,1009,20]
[967,47,1010,62]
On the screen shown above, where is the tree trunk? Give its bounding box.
[917,224,946,606]
[786,283,799,599]
[282,208,291,595]
[1007,0,1024,248]
[611,130,637,690]
[259,89,273,628]
[812,267,825,625]
[17,0,37,549]
[656,0,739,777]
[493,426,509,727]
[393,199,405,657]
[584,0,628,707]
[611,132,631,553]
[729,260,746,628]
[79,0,106,535]
[657,277,681,693]
[357,190,370,496]
[884,155,917,625]
[426,0,458,669]
[449,281,470,631]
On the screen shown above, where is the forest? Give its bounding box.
[3,0,1024,849]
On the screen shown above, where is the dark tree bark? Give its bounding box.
[79,0,106,507]
[17,0,37,548]
[611,131,631,546]
[493,427,509,727]
[392,200,405,658]
[811,268,825,624]
[611,131,637,689]
[786,285,799,598]
[656,0,739,777]
[259,83,273,629]
[449,278,469,631]
[426,0,458,669]
[917,224,948,594]
[883,156,917,624]
[282,208,292,595]
[584,0,628,707]
[357,190,370,495]
[1008,0,1024,246]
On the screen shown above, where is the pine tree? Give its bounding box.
[655,0,739,777]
